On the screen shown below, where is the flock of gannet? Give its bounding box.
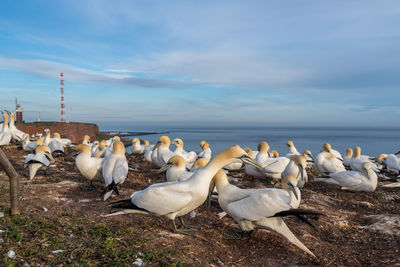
[2,114,400,258]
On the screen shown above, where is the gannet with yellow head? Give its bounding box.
[343,148,353,167]
[0,112,11,146]
[315,143,346,175]
[6,111,24,142]
[73,144,104,187]
[24,145,54,180]
[104,145,262,234]
[348,146,379,172]
[281,155,308,188]
[198,142,212,160]
[22,133,36,152]
[49,133,65,154]
[255,141,272,164]
[315,162,378,192]
[159,155,194,182]
[153,136,175,168]
[285,140,300,158]
[131,137,145,154]
[172,138,198,166]
[212,169,319,257]
[102,141,128,200]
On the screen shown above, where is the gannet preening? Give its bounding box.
[24,145,54,180]
[172,138,198,166]
[103,136,120,159]
[48,133,65,154]
[198,142,212,160]
[315,162,378,192]
[282,156,308,188]
[322,143,343,161]
[103,145,262,234]
[131,138,145,154]
[159,155,194,182]
[102,141,128,200]
[6,111,24,142]
[377,154,400,173]
[153,136,175,168]
[349,146,379,172]
[73,144,104,187]
[285,140,300,157]
[315,143,346,175]
[343,148,353,167]
[0,112,11,146]
[212,169,318,257]
[22,133,36,152]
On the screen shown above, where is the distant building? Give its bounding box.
[15,98,24,123]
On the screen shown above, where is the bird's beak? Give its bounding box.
[158,162,173,173]
[239,154,263,169]
[288,183,298,200]
[5,110,11,116]
[153,141,161,151]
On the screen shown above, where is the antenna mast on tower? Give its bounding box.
[60,72,65,122]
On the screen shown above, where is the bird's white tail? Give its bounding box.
[256,217,316,258]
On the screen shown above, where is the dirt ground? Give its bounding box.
[1,145,400,266]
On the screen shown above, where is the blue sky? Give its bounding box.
[0,0,399,129]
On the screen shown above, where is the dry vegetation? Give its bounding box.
[1,145,400,266]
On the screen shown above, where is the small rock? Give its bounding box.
[7,250,16,259]
[79,199,90,203]
[0,211,4,218]
[190,211,196,218]
[43,207,48,212]
[52,250,64,254]
[133,258,144,266]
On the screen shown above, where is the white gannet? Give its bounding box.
[315,162,378,192]
[56,134,72,147]
[103,145,262,233]
[159,155,194,182]
[0,112,11,146]
[244,147,265,178]
[343,148,353,167]
[82,135,91,145]
[271,150,279,158]
[281,155,308,188]
[24,145,54,180]
[213,169,317,257]
[349,146,379,172]
[95,140,107,158]
[325,143,343,161]
[90,141,100,156]
[104,136,120,159]
[49,133,65,154]
[143,140,154,162]
[244,147,258,159]
[302,150,314,167]
[262,157,291,181]
[315,143,346,175]
[131,137,145,154]
[22,133,37,152]
[198,142,212,160]
[377,154,400,173]
[74,144,104,187]
[154,136,175,168]
[285,140,301,158]
[172,138,198,166]
[42,129,51,146]
[190,157,209,171]
[102,141,128,200]
[255,141,272,164]
[7,111,24,142]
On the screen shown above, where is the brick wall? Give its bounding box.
[16,122,100,144]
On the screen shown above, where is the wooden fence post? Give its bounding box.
[0,147,20,215]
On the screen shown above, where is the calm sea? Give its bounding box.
[111,126,400,158]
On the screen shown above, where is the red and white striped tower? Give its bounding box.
[60,72,66,122]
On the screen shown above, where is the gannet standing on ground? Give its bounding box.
[103,136,120,159]
[73,144,104,187]
[102,141,128,200]
[285,140,301,158]
[315,143,346,175]
[212,169,317,257]
[131,138,145,154]
[7,111,24,142]
[281,156,308,188]
[198,142,212,160]
[42,129,51,146]
[0,112,11,146]
[154,136,175,167]
[24,145,54,180]
[172,138,197,166]
[315,162,378,192]
[159,155,194,182]
[22,134,37,152]
[103,145,262,234]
